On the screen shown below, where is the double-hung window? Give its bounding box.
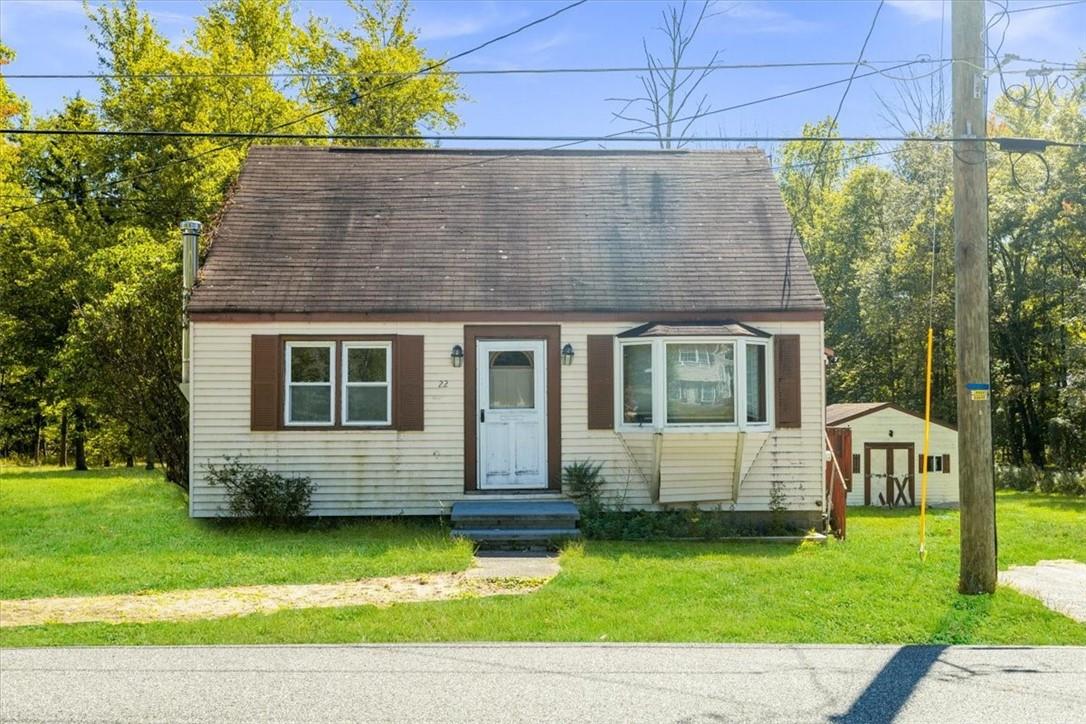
[618,336,772,431]
[283,339,394,427]
[342,343,392,426]
[285,342,335,425]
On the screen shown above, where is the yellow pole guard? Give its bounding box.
[919,325,934,559]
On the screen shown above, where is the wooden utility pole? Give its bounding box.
[952,0,997,594]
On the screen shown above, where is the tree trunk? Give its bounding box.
[145,443,155,470]
[32,414,42,465]
[73,406,88,471]
[59,411,69,467]
[1021,398,1047,468]
[126,452,134,468]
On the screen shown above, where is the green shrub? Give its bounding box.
[996,465,1085,496]
[206,458,313,524]
[565,460,801,540]
[563,460,606,505]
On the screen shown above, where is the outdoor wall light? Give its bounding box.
[561,343,575,366]
[451,344,464,368]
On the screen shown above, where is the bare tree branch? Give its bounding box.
[607,0,725,149]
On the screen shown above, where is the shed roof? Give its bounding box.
[190,147,824,316]
[826,402,957,431]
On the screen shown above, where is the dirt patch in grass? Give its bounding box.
[0,569,552,628]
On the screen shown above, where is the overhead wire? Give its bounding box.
[7,128,1081,145]
[2,58,956,80]
[0,56,929,218]
[3,56,1078,80]
[1000,0,1086,12]
[780,0,886,308]
[0,0,589,220]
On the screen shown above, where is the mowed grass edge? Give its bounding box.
[1,466,1083,647]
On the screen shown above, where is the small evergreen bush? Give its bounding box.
[562,460,606,504]
[206,458,313,524]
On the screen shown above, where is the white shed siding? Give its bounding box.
[190,319,825,517]
[834,407,959,506]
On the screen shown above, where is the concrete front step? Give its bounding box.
[456,520,577,531]
[450,500,580,549]
[450,500,580,521]
[452,528,582,545]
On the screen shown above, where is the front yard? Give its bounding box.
[1,466,1083,647]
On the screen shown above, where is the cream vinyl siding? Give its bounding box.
[189,320,825,517]
[834,407,959,507]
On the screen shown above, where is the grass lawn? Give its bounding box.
[2,465,1084,647]
[0,466,473,600]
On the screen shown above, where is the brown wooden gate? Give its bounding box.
[825,427,852,538]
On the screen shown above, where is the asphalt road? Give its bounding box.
[1,644,1084,723]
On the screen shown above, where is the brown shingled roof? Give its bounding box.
[189,146,825,315]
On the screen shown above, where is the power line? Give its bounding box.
[782,0,886,307]
[2,58,953,80]
[4,128,1081,147]
[0,146,905,206]
[4,57,1077,81]
[0,56,926,217]
[0,0,589,220]
[193,147,905,209]
[1002,0,1085,13]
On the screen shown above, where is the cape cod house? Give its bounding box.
[183,147,827,530]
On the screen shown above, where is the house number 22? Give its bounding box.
[437,380,449,388]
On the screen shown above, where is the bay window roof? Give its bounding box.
[617,321,770,338]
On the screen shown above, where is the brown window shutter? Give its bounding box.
[942,453,951,473]
[919,453,925,470]
[395,335,425,431]
[251,335,281,431]
[586,335,614,430]
[774,334,802,428]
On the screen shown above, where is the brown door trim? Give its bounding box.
[463,325,561,493]
[864,442,916,506]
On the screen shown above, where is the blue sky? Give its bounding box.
[2,0,1084,150]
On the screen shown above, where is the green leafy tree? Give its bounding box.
[299,0,462,145]
[2,2,464,480]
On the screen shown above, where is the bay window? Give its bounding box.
[618,337,772,430]
[666,343,735,424]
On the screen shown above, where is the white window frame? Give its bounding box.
[618,341,655,428]
[284,341,336,426]
[614,336,774,433]
[743,339,772,426]
[341,341,393,427]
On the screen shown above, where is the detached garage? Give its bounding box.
[826,403,958,508]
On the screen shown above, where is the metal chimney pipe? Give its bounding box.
[180,220,202,390]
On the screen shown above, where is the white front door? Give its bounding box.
[477,340,548,489]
